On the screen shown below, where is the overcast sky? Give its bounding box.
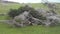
[4,0,60,3]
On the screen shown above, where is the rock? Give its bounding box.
[44,15,60,26]
[13,11,30,27]
[14,11,30,21]
[7,4,60,27]
[30,8,47,20]
[28,16,42,25]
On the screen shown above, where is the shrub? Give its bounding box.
[8,9,18,18]
[8,5,33,18]
[8,5,46,20]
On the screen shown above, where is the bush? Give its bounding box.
[8,6,26,18]
[8,9,18,18]
[8,5,46,20]
[8,5,33,18]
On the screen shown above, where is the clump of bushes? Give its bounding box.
[7,4,60,27]
[8,5,33,18]
[8,9,18,18]
[8,5,46,20]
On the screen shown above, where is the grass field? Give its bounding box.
[0,22,60,34]
[0,3,60,34]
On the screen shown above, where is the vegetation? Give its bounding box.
[0,3,60,34]
[0,22,60,34]
[8,5,33,18]
[8,9,18,18]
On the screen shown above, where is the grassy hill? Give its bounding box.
[0,3,20,13]
[0,3,60,34]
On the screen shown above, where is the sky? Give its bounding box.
[4,0,60,3]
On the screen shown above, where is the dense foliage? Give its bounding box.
[8,5,32,18]
[8,5,46,20]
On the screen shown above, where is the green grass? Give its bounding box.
[0,3,60,34]
[0,22,60,34]
[0,3,49,13]
[0,16,7,20]
[0,3,21,13]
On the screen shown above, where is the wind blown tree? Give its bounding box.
[42,0,57,11]
[42,0,57,14]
